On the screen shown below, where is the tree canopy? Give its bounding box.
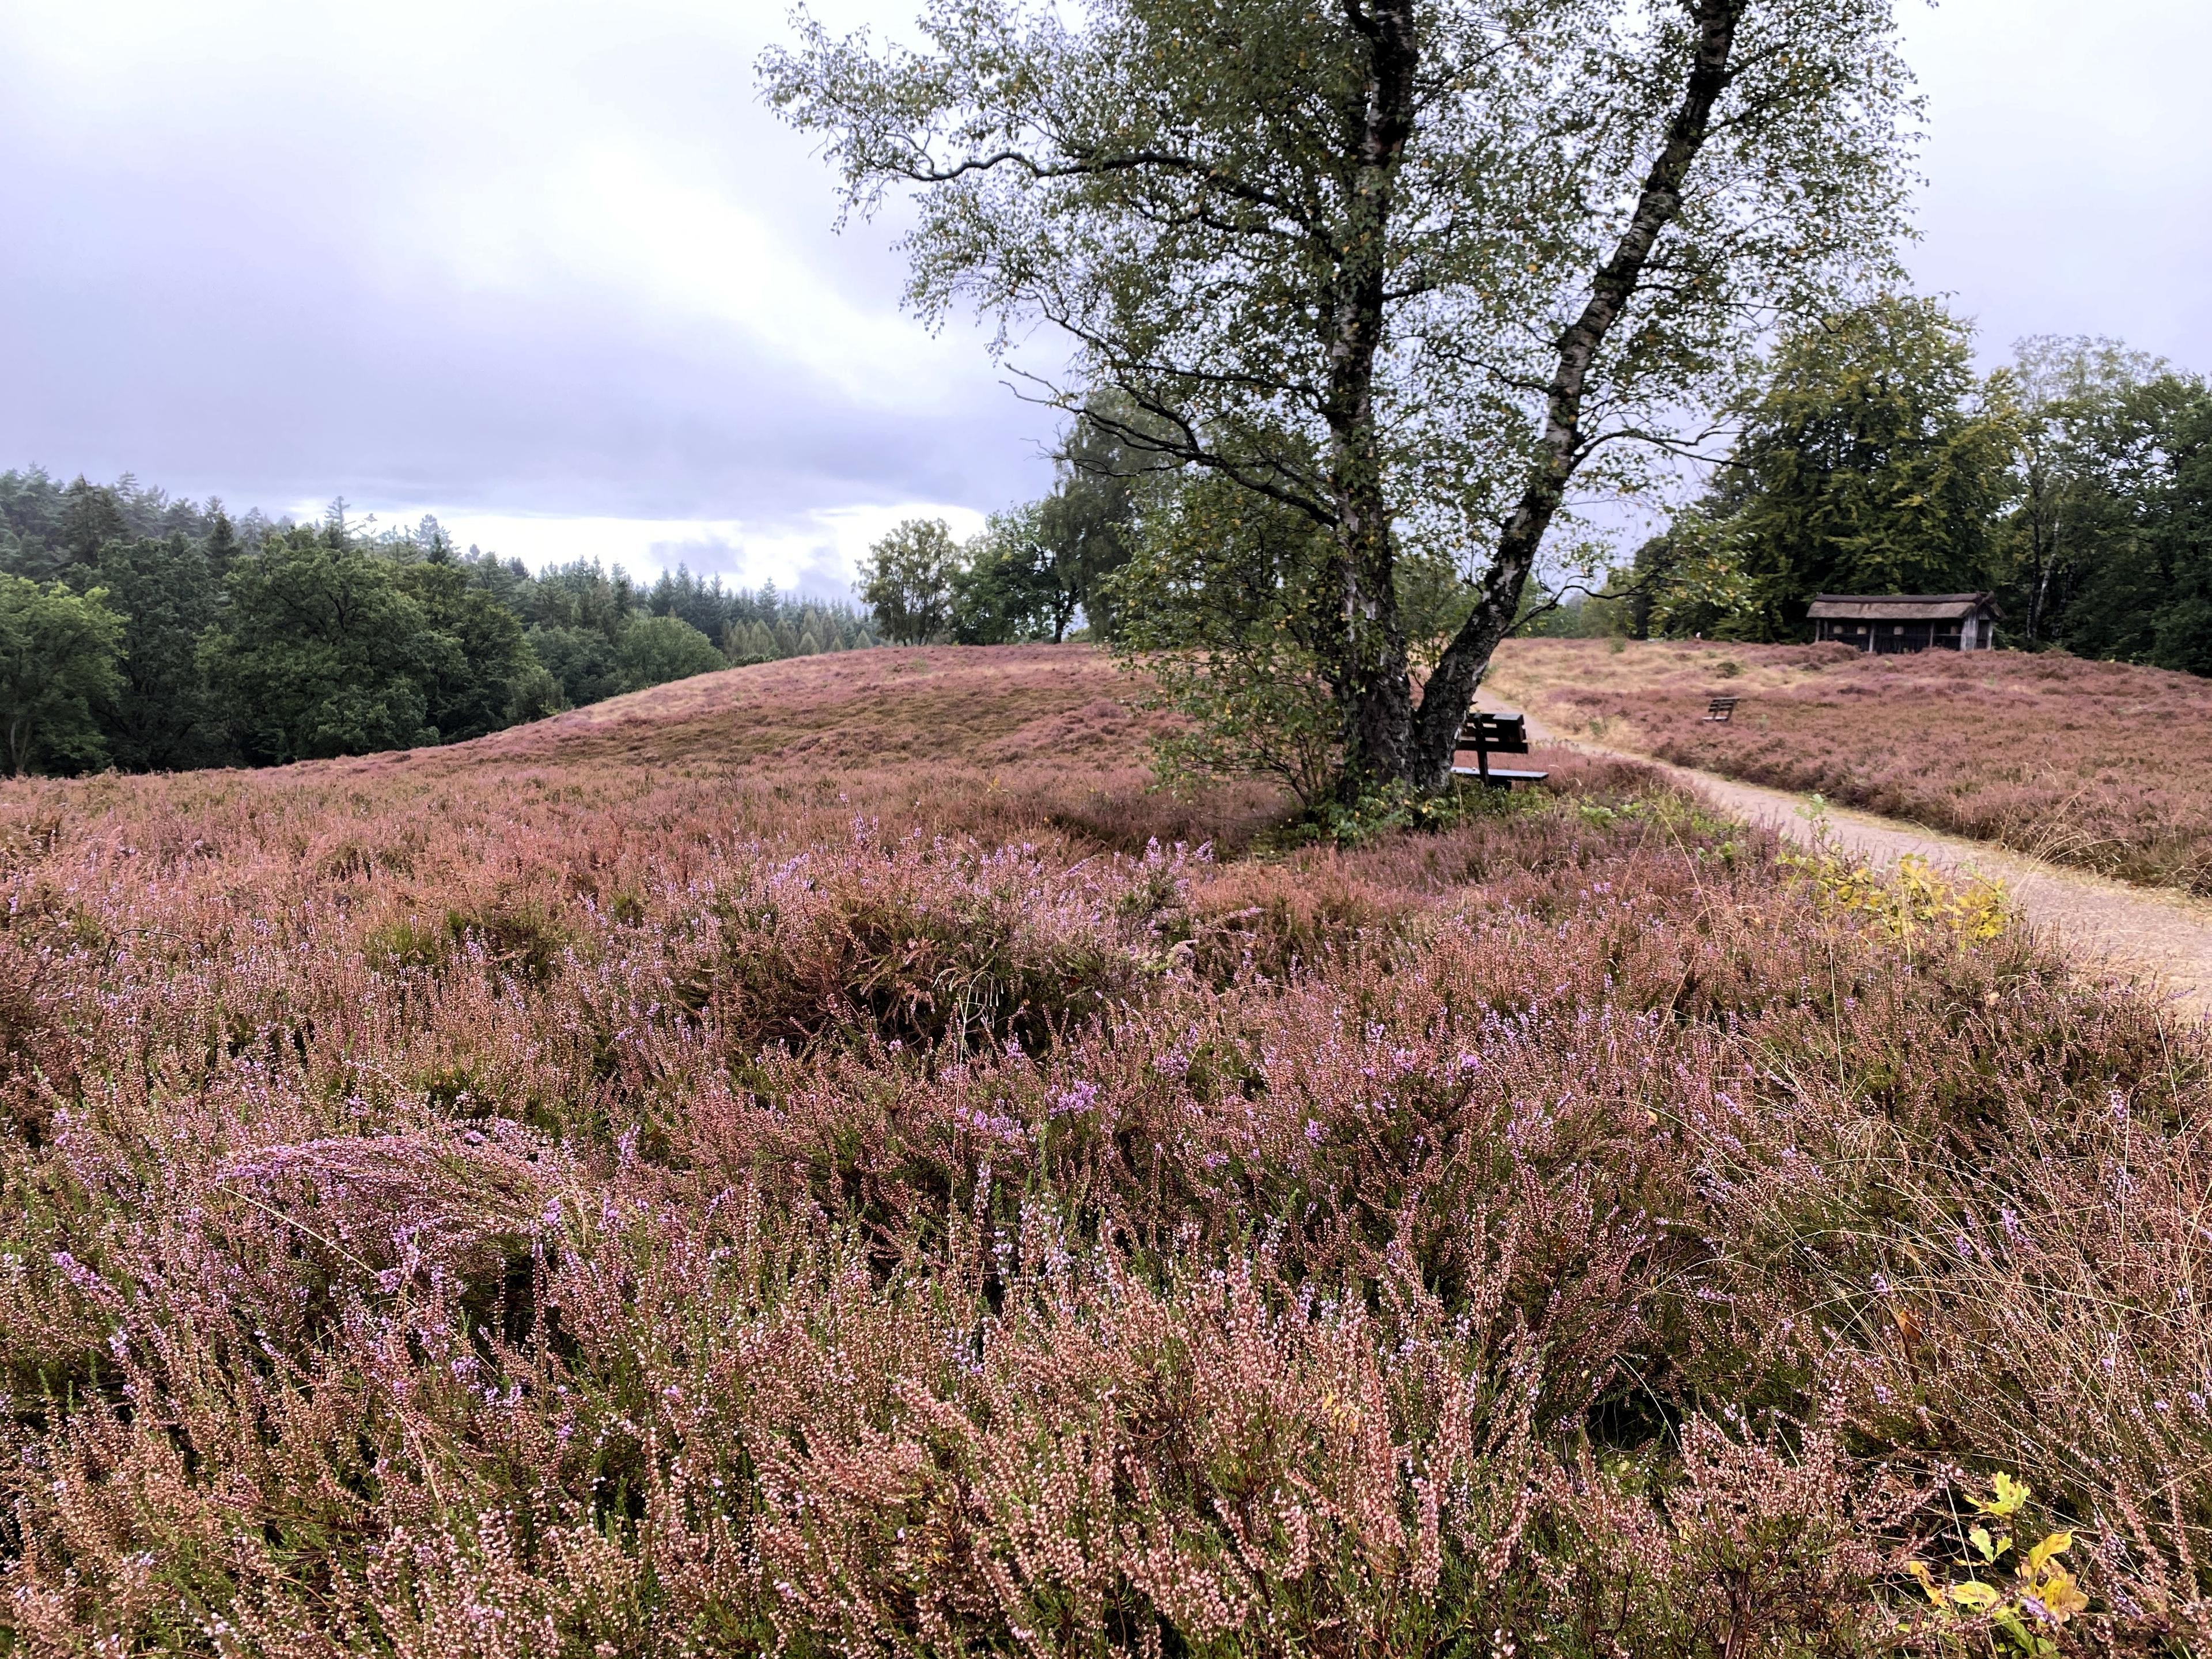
[87,535,231,771]
[199,532,446,763]
[1595,320,2212,661]
[1999,336,2179,648]
[2033,373,2212,672]
[861,520,963,645]
[0,469,882,775]
[0,575,124,776]
[614,613,729,691]
[399,555,539,744]
[1641,296,2020,639]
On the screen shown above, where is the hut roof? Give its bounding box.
[1805,593,2001,623]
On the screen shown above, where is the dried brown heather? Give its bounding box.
[0,646,2203,1653]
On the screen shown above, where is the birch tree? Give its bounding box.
[764,0,1918,790]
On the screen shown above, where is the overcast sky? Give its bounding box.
[2,0,2206,593]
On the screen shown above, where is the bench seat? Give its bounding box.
[1452,765,1550,785]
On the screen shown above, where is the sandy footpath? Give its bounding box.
[1481,694,2212,1019]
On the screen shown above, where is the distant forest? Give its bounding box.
[0,469,876,776]
[1537,313,2212,668]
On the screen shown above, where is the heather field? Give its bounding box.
[6,646,2212,1653]
[1490,638,2212,894]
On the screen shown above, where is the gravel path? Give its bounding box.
[1482,695,2212,1018]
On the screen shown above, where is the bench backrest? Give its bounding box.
[1456,712,1530,755]
[1705,696,1739,722]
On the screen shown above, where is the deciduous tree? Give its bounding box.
[399,555,539,743]
[1108,474,1353,806]
[860,518,964,645]
[951,506,1066,643]
[613,613,728,692]
[0,574,124,775]
[2047,374,2212,670]
[2002,335,2172,646]
[200,531,441,763]
[764,0,1918,791]
[528,623,623,708]
[2142,390,2212,675]
[952,406,1161,644]
[1705,296,2019,637]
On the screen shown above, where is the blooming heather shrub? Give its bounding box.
[0,934,63,1100]
[690,827,1198,1058]
[0,652,2207,1653]
[743,1245,1550,1657]
[1816,1089,2212,1647]
[215,1120,575,1286]
[1532,1410,1932,1658]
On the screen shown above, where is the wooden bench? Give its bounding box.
[1452,711,1550,787]
[1704,695,1740,723]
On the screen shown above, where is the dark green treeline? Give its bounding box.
[0,471,875,776]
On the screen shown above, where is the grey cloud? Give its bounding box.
[0,1,1057,531]
[791,543,865,603]
[2,0,2206,567]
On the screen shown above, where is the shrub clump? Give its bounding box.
[692,827,1201,1058]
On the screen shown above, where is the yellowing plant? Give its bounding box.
[1786,802,2009,945]
[1906,1473,2089,1655]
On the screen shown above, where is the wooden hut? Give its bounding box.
[1806,593,2000,654]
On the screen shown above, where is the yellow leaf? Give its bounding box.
[2032,1568,2088,1622]
[2021,1531,2072,1575]
[1947,1581,2001,1611]
[1974,1471,2031,1517]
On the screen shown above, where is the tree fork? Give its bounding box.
[1409,0,1751,790]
